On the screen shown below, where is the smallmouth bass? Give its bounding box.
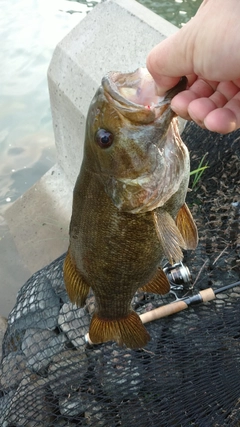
[64,68,198,349]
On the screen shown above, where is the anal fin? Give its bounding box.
[63,250,90,307]
[153,210,187,265]
[89,311,150,349]
[176,203,198,249]
[141,268,170,295]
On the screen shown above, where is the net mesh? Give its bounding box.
[0,122,239,426]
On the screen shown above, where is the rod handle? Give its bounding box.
[199,287,215,302]
[140,300,188,324]
[140,287,216,324]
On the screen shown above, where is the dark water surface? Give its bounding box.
[0,0,200,214]
[138,0,201,28]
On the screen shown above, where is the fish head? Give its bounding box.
[84,68,189,213]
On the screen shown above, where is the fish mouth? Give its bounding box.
[102,68,187,120]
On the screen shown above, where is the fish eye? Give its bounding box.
[95,129,114,148]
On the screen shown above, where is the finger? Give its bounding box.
[146,29,196,94]
[186,74,198,87]
[154,74,197,97]
[188,98,218,127]
[189,92,240,133]
[209,96,240,132]
[209,91,231,108]
[187,78,218,97]
[154,76,181,96]
[215,81,240,100]
[171,90,197,120]
[170,79,218,118]
[204,108,237,134]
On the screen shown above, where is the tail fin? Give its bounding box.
[89,311,150,349]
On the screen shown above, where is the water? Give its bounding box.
[0,0,100,214]
[0,0,200,214]
[138,0,201,28]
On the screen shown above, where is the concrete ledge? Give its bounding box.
[4,164,71,274]
[2,0,177,316]
[0,316,7,360]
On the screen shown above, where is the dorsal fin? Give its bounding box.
[141,267,170,295]
[153,210,187,265]
[176,203,198,249]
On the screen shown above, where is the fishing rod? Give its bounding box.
[139,279,240,324]
[85,279,240,345]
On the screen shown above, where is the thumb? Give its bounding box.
[146,26,196,95]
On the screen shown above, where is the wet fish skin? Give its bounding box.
[64,68,198,349]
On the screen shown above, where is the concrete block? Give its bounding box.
[0,215,31,318]
[4,164,71,274]
[2,0,177,316]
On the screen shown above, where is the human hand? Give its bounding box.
[147,0,240,134]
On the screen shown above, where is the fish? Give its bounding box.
[63,68,198,349]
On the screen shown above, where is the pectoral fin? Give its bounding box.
[141,267,170,295]
[153,210,187,265]
[89,311,150,349]
[63,250,90,307]
[176,203,198,249]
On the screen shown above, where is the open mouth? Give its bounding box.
[117,68,164,110]
[107,68,187,112]
[102,69,187,124]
